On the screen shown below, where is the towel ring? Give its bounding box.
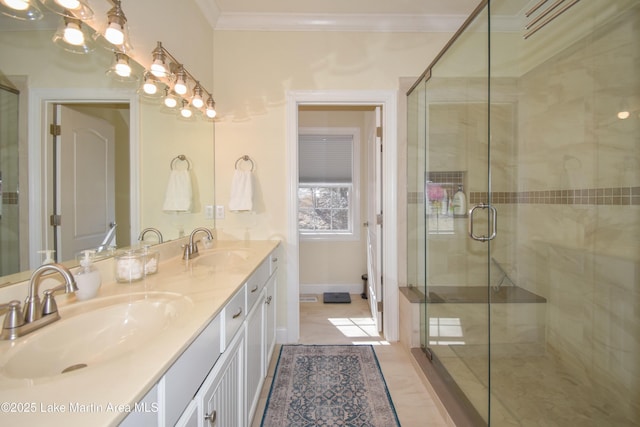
[171,154,191,170]
[235,155,254,171]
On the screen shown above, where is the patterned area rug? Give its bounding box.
[261,345,400,426]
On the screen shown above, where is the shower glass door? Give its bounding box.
[0,82,20,277]
[417,4,493,423]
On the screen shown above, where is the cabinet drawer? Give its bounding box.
[163,314,222,426]
[223,286,246,350]
[246,259,269,311]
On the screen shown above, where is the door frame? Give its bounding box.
[28,88,139,268]
[285,90,398,343]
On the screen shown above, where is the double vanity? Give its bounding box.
[0,237,280,426]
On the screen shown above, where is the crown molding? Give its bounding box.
[213,12,470,32]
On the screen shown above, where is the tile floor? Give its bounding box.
[250,294,454,426]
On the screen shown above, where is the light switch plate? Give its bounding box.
[204,205,214,219]
[215,205,225,219]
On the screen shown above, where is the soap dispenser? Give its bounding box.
[452,185,467,217]
[74,250,101,300]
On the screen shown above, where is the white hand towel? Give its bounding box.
[163,169,192,211]
[229,170,253,211]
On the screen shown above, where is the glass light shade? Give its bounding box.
[52,17,95,54]
[105,21,124,46]
[205,97,216,119]
[164,95,178,108]
[150,42,168,77]
[180,100,193,118]
[143,80,157,95]
[164,94,178,109]
[40,0,93,19]
[150,60,167,78]
[174,71,188,95]
[63,21,83,45]
[191,84,204,109]
[0,0,43,20]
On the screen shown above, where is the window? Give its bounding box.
[298,129,359,240]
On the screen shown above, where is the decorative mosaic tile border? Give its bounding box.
[1,192,18,205]
[470,187,640,206]
[409,187,640,206]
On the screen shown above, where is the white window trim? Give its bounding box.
[298,127,360,242]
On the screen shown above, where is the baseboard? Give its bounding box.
[300,283,363,295]
[276,327,289,344]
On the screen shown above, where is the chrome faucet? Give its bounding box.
[1,263,78,340]
[183,227,214,260]
[138,227,164,243]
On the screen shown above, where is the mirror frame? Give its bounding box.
[27,87,140,268]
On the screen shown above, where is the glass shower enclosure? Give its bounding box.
[407,0,639,425]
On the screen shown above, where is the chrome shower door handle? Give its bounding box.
[468,203,497,242]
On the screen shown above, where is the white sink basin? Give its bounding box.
[0,292,193,380]
[194,248,253,268]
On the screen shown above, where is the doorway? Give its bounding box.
[28,88,139,269]
[285,90,398,344]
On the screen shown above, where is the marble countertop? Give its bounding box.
[0,239,280,426]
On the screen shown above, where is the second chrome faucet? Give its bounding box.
[183,227,214,260]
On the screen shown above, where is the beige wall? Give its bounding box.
[212,30,453,328]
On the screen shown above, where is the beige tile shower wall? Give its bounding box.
[515,7,640,419]
[423,94,518,287]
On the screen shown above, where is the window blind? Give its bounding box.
[298,134,353,183]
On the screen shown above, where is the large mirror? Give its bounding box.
[0,4,215,286]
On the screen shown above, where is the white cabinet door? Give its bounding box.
[201,330,245,427]
[245,290,265,425]
[264,273,277,366]
[174,400,198,427]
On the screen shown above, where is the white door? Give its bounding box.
[366,106,383,332]
[56,105,116,261]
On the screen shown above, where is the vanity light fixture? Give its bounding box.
[0,0,43,20]
[40,0,93,19]
[146,41,218,121]
[52,15,96,53]
[103,0,131,52]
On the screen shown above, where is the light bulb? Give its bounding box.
[143,80,157,95]
[179,99,192,118]
[55,0,80,9]
[191,85,204,109]
[114,57,131,77]
[174,80,187,95]
[150,61,167,78]
[618,111,630,120]
[105,22,124,46]
[205,97,216,118]
[63,22,84,46]
[164,96,177,108]
[4,0,29,10]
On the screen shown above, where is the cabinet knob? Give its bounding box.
[205,410,217,425]
[265,296,272,305]
[232,307,243,319]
